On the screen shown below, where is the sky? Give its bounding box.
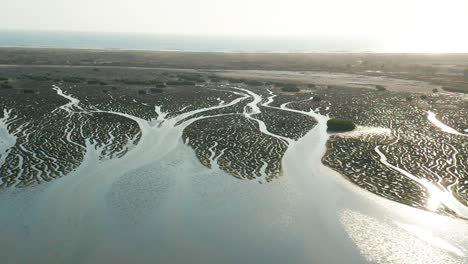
[2,0,468,52]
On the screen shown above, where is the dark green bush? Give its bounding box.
[442,86,468,94]
[63,76,84,83]
[179,74,205,83]
[228,78,243,84]
[327,118,356,132]
[22,89,35,94]
[375,85,386,91]
[0,82,13,89]
[166,81,196,86]
[281,86,300,92]
[243,80,264,86]
[150,88,163,93]
[87,79,100,85]
[22,75,51,81]
[118,79,155,85]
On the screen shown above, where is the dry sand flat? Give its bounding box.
[208,70,442,93]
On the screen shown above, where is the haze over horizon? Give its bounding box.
[2,0,468,52]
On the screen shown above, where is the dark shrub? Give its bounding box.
[118,79,154,85]
[406,96,413,101]
[442,87,468,94]
[138,90,147,95]
[209,76,223,82]
[150,88,163,93]
[228,78,243,84]
[243,80,264,86]
[166,81,196,86]
[23,89,35,94]
[375,85,386,91]
[312,96,322,102]
[0,82,13,89]
[432,88,438,93]
[23,75,51,81]
[308,84,316,88]
[278,82,300,92]
[0,77,8,81]
[179,74,205,83]
[327,118,356,132]
[87,79,100,85]
[63,76,84,83]
[209,76,222,82]
[281,86,300,92]
[420,95,428,100]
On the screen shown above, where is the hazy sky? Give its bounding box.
[2,0,468,51]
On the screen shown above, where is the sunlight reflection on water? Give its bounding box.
[340,210,464,264]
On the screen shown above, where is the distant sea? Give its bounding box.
[0,31,383,53]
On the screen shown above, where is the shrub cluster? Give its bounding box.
[327,118,356,132]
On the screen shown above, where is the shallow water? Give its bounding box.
[427,111,467,137]
[0,109,17,167]
[0,87,467,264]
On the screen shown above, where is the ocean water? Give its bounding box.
[0,31,382,53]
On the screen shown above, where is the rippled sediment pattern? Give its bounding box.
[0,68,466,219]
[315,87,468,217]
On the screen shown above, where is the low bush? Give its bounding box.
[243,80,264,86]
[150,88,163,93]
[327,118,356,132]
[281,86,300,92]
[63,76,84,83]
[312,96,322,102]
[23,89,35,94]
[442,86,468,94]
[375,85,386,91]
[0,82,13,89]
[166,81,196,86]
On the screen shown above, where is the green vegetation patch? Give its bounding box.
[166,80,196,86]
[62,76,85,83]
[375,85,386,91]
[0,82,13,89]
[442,86,468,94]
[281,86,300,93]
[327,118,356,132]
